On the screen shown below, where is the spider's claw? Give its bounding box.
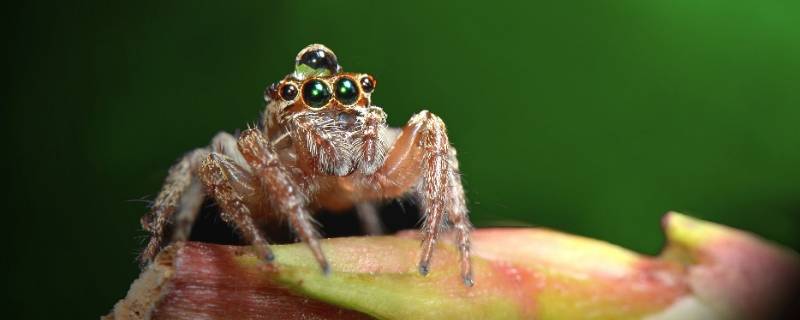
[462,274,474,287]
[264,251,275,262]
[418,263,430,276]
[320,261,331,275]
[256,243,275,262]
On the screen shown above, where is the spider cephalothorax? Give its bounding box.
[264,45,386,177]
[140,44,474,286]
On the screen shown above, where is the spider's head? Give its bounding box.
[263,44,388,176]
[265,44,378,122]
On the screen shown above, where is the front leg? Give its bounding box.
[355,106,388,175]
[199,153,275,262]
[140,148,208,265]
[237,129,329,273]
[287,114,350,176]
[376,110,473,286]
[140,132,253,265]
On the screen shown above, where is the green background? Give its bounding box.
[4,1,799,318]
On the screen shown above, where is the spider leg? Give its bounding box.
[355,106,388,175]
[140,148,208,265]
[373,110,473,286]
[289,115,348,176]
[199,152,274,261]
[172,132,248,241]
[140,132,255,266]
[355,202,385,235]
[445,156,472,286]
[237,129,329,273]
[169,181,204,241]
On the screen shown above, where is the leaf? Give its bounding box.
[105,212,799,320]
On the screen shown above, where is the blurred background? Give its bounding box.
[3,1,799,318]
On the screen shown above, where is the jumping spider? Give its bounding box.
[140,44,474,286]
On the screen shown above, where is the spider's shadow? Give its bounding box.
[188,199,421,245]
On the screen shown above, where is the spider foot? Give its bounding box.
[320,260,331,275]
[418,263,430,276]
[462,273,474,287]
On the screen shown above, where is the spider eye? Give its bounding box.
[296,45,340,77]
[265,83,279,101]
[360,75,375,93]
[334,77,359,105]
[302,79,332,108]
[279,83,298,101]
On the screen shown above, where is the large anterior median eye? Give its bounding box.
[334,77,359,105]
[302,79,332,108]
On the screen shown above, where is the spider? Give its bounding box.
[139,44,474,286]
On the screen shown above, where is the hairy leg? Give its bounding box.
[373,110,473,286]
[237,129,329,273]
[445,154,473,286]
[287,114,349,176]
[170,181,204,241]
[355,202,385,235]
[140,148,208,264]
[140,132,253,265]
[355,106,388,175]
[172,132,248,241]
[199,152,274,261]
